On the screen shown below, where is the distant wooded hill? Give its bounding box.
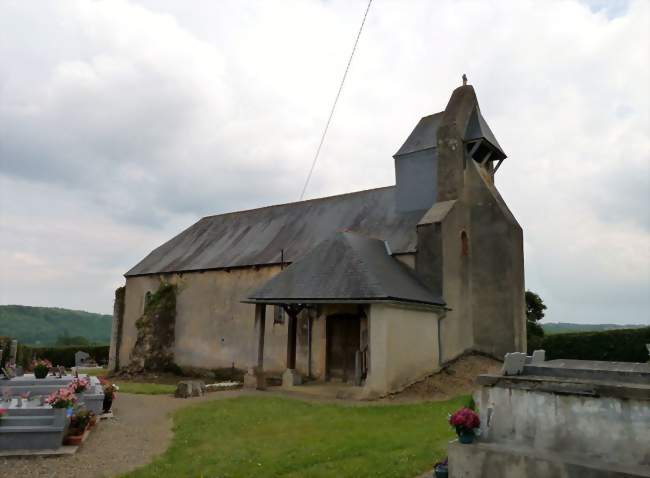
[542,322,646,335]
[0,305,111,346]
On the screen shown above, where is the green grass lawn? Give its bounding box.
[77,367,108,377]
[76,369,175,394]
[117,382,177,395]
[125,395,466,478]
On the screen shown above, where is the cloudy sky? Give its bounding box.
[0,0,648,325]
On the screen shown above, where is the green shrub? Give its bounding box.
[540,327,650,363]
[18,345,110,368]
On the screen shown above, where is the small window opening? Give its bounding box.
[274,306,285,325]
[461,230,469,257]
[143,291,152,312]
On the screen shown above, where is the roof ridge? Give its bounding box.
[200,185,395,220]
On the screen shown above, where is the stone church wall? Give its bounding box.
[118,265,300,374]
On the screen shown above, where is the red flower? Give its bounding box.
[449,407,480,433]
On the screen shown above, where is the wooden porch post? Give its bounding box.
[253,303,266,370]
[244,303,266,390]
[282,305,303,387]
[286,311,297,370]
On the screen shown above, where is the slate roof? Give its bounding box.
[246,232,444,306]
[394,106,506,160]
[394,112,443,157]
[465,106,507,160]
[126,187,426,276]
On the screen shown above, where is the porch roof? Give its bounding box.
[244,232,444,307]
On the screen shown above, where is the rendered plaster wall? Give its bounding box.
[394,253,416,270]
[119,266,304,374]
[294,308,326,380]
[414,84,526,364]
[475,386,650,467]
[365,303,439,395]
[438,201,473,363]
[108,286,125,372]
[302,304,365,381]
[465,159,527,357]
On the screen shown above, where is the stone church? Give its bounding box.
[109,83,526,397]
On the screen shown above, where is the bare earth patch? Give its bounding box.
[382,354,502,403]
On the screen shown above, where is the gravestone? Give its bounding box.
[501,352,527,376]
[174,380,206,398]
[531,349,546,363]
[9,340,18,367]
[75,351,90,368]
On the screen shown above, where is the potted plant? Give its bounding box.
[32,359,53,379]
[433,457,448,478]
[449,407,480,444]
[68,377,90,395]
[99,378,119,413]
[45,387,77,411]
[64,408,93,445]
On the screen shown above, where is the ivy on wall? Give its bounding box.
[126,280,178,373]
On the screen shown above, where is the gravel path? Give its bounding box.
[1,390,245,478]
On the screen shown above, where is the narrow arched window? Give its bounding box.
[143,291,152,312]
[461,230,469,257]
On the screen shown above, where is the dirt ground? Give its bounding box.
[381,353,502,403]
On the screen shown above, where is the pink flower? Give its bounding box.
[68,378,89,393]
[45,388,77,408]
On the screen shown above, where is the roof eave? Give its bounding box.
[242,296,446,311]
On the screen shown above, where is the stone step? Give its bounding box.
[4,407,57,417]
[0,425,67,450]
[1,415,56,426]
[524,359,650,385]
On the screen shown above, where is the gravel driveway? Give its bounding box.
[1,390,245,478]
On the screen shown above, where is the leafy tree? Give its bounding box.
[526,290,547,347]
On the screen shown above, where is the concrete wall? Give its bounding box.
[475,386,650,467]
[448,440,641,478]
[364,303,440,395]
[119,266,299,374]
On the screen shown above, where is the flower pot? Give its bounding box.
[102,395,113,414]
[34,368,48,379]
[434,468,449,478]
[458,431,475,444]
[64,432,84,446]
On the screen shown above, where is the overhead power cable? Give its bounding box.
[299,0,373,200]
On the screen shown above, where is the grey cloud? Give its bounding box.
[0,0,648,321]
